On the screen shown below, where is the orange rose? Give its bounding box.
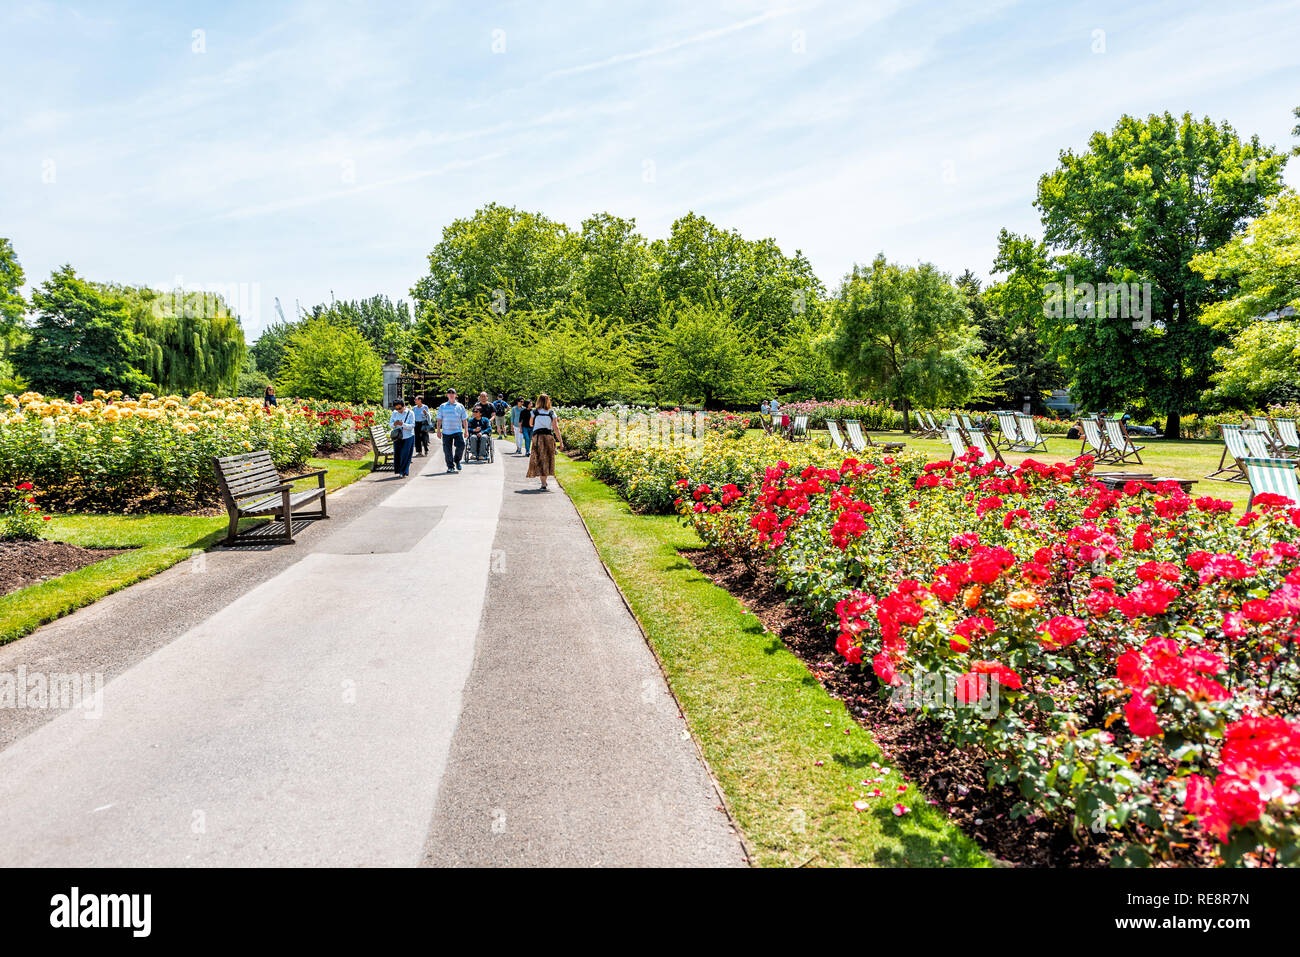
[1006,589,1041,609]
[963,585,983,609]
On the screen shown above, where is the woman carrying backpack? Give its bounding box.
[526,394,562,490]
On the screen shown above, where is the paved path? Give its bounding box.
[0,441,744,867]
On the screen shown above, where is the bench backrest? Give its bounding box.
[212,450,279,504]
[1241,457,1300,506]
[369,423,394,453]
[826,419,846,449]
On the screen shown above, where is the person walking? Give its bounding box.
[436,388,469,473]
[389,400,416,477]
[493,393,509,438]
[412,395,431,457]
[518,398,533,455]
[526,394,562,490]
[511,397,525,454]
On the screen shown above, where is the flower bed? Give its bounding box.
[0,391,374,511]
[594,433,1300,866]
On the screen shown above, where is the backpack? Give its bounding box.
[493,399,507,415]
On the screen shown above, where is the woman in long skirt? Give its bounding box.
[526,394,562,490]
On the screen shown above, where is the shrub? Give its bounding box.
[0,482,47,541]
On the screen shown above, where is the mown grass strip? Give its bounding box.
[0,457,372,645]
[557,456,989,867]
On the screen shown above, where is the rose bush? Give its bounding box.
[594,431,1300,865]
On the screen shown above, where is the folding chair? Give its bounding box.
[1014,412,1050,453]
[1080,417,1116,464]
[1273,417,1300,457]
[965,426,1006,466]
[944,425,971,462]
[787,414,810,442]
[993,411,1026,451]
[1209,425,1262,483]
[1251,416,1282,455]
[911,411,938,439]
[1240,457,1300,510]
[826,419,847,450]
[845,419,903,453]
[1103,417,1144,465]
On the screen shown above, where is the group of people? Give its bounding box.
[387,389,563,490]
[759,397,787,432]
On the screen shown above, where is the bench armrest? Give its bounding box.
[293,468,328,487]
[232,482,295,499]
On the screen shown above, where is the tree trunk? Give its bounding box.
[1164,409,1180,440]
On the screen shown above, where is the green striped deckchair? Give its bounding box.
[1240,457,1300,510]
[1014,412,1050,453]
[788,414,810,442]
[826,419,847,450]
[945,425,972,462]
[1210,424,1259,482]
[1274,417,1300,456]
[1079,417,1116,464]
[1103,417,1144,465]
[993,411,1026,451]
[966,427,1005,466]
[913,411,939,438]
[1251,416,1282,455]
[845,419,903,453]
[923,411,943,437]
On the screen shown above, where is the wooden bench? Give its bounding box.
[211,450,328,545]
[369,424,394,471]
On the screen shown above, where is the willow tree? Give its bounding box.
[824,256,999,431]
[110,285,246,395]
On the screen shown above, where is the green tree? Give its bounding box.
[656,299,770,408]
[1205,321,1300,407]
[236,353,272,398]
[277,317,382,403]
[1036,111,1288,436]
[571,213,658,326]
[109,284,246,395]
[309,294,414,359]
[529,308,644,404]
[249,319,300,381]
[979,241,1064,412]
[1292,105,1299,157]
[13,266,150,396]
[652,212,823,342]
[411,203,576,318]
[824,256,995,431]
[0,238,27,390]
[775,312,849,401]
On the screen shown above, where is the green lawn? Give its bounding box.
[557,456,989,867]
[0,456,373,646]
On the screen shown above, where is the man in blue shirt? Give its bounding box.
[411,395,431,457]
[435,388,469,473]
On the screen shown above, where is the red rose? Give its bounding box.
[1124,692,1162,737]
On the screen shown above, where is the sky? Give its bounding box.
[2,0,1298,339]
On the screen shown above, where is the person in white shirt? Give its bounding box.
[389,400,416,477]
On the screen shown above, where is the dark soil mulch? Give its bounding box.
[684,548,1109,868]
[314,440,375,461]
[0,540,133,597]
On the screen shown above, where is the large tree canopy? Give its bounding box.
[824,256,996,430]
[277,317,382,404]
[1035,111,1288,435]
[14,266,150,396]
[980,238,1064,413]
[108,284,246,395]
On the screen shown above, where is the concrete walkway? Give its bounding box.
[0,441,744,867]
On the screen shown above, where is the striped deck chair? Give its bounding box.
[960,413,983,436]
[1274,417,1300,457]
[1103,417,1144,465]
[965,426,1006,466]
[944,425,971,462]
[826,419,847,450]
[911,411,938,438]
[787,414,810,442]
[922,411,943,438]
[993,411,1025,451]
[1251,416,1282,455]
[1079,417,1116,464]
[1240,457,1300,510]
[1209,424,1261,482]
[1015,412,1050,453]
[845,419,903,453]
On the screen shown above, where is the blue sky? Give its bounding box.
[2,0,1298,338]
